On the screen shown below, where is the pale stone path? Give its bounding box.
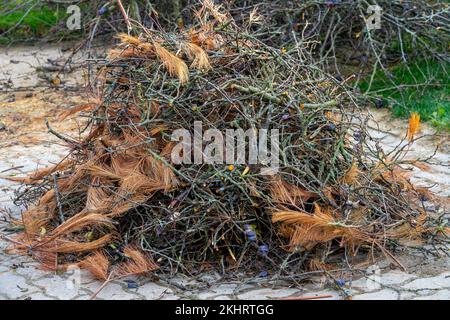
[367,108,450,197]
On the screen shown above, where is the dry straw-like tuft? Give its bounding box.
[44,234,113,254]
[58,103,98,121]
[79,250,110,280]
[272,204,365,251]
[153,43,189,84]
[269,176,316,206]
[182,42,211,71]
[41,213,114,242]
[201,0,228,24]
[115,246,159,277]
[118,33,153,53]
[407,112,420,142]
[342,162,360,185]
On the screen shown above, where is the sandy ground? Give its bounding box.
[0,42,104,148]
[367,109,450,198]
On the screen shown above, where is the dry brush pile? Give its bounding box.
[229,0,450,61]
[4,2,448,281]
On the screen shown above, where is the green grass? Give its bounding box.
[0,1,70,44]
[359,60,450,131]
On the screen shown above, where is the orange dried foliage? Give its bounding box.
[272,203,365,251]
[342,162,360,185]
[407,112,420,142]
[269,176,316,206]
[154,43,189,84]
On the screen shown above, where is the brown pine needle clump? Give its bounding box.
[407,112,421,142]
[182,42,211,71]
[153,43,189,84]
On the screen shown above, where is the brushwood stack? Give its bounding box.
[5,2,447,281]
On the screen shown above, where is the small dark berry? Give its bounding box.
[375,99,386,108]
